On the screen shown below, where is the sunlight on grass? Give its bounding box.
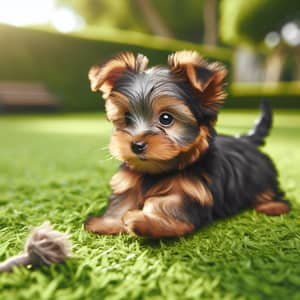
[19,119,112,135]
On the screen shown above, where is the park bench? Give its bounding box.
[0,81,60,112]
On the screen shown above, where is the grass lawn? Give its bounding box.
[0,109,299,300]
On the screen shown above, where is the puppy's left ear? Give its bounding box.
[168,51,227,110]
[88,52,149,99]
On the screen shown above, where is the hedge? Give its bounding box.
[226,82,300,109]
[0,25,232,111]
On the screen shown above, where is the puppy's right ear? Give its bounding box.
[88,52,149,99]
[168,51,227,111]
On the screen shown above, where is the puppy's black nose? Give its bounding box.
[131,141,147,154]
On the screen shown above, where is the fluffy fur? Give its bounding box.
[85,51,290,238]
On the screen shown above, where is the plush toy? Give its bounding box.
[0,222,71,272]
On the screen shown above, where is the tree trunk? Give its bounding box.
[203,0,218,46]
[293,48,300,81]
[265,49,284,82]
[135,0,173,38]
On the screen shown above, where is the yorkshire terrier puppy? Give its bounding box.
[85,51,290,238]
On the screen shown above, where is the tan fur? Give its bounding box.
[109,129,133,161]
[85,217,126,234]
[179,176,213,206]
[168,51,207,68]
[255,202,290,216]
[105,92,130,124]
[110,169,142,194]
[141,135,181,160]
[254,190,290,216]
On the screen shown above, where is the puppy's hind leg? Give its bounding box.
[255,190,290,216]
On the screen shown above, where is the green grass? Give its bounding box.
[0,110,299,300]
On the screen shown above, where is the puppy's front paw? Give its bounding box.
[122,210,149,236]
[84,216,102,233]
[84,216,125,235]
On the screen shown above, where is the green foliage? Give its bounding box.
[58,0,206,42]
[226,82,300,109]
[58,0,148,32]
[0,24,232,111]
[150,0,205,42]
[0,112,299,299]
[220,0,300,45]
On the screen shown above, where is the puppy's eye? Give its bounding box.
[125,112,133,126]
[159,113,174,126]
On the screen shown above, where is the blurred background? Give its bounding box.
[1,0,300,112]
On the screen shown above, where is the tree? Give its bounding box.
[203,0,218,46]
[220,0,300,45]
[150,0,205,42]
[58,0,149,32]
[220,0,300,81]
[134,0,173,38]
[58,0,208,43]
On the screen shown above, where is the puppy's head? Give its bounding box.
[89,51,227,174]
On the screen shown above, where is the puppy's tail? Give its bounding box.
[239,100,272,146]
